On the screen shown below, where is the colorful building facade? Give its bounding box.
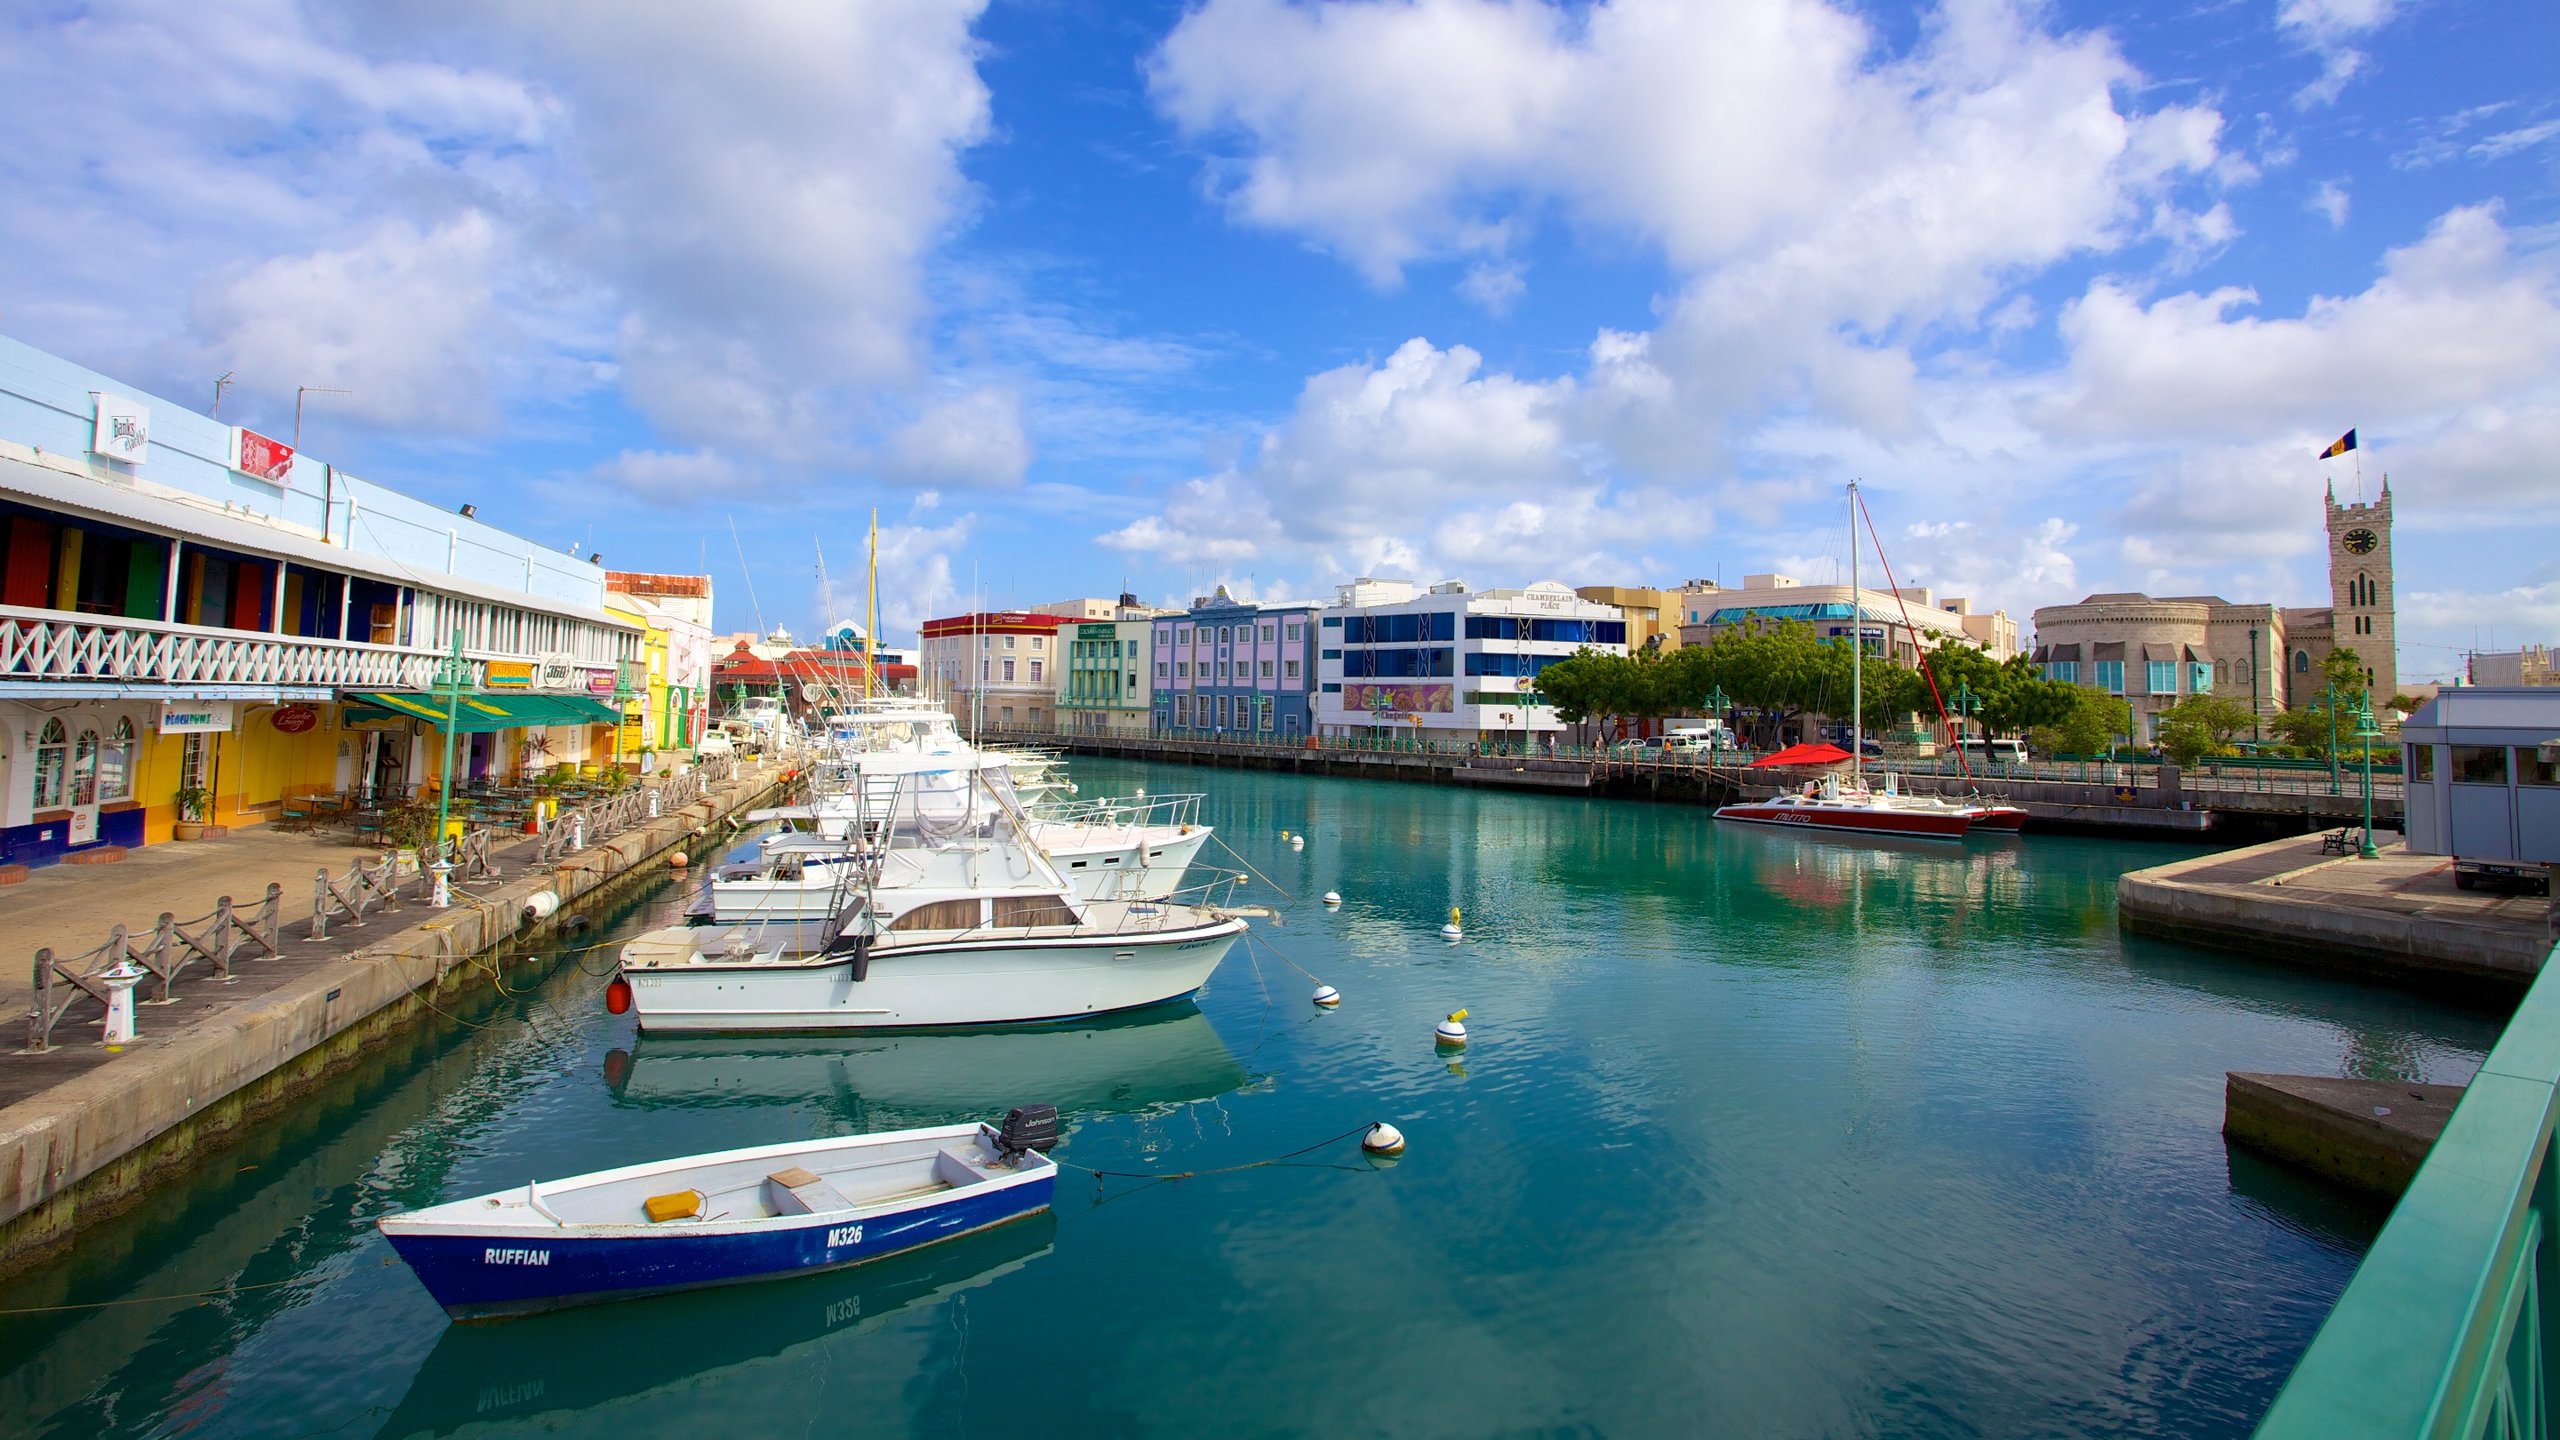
[1149,587,1320,740]
[1312,579,1629,743]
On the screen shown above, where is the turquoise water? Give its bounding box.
[0,760,2503,1438]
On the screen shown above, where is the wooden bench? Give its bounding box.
[2319,827,2361,856]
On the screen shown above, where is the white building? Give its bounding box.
[2401,687,2560,865]
[1313,579,1629,743]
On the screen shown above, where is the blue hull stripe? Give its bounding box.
[387,1177,1053,1319]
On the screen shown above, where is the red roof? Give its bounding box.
[921,611,1079,638]
[714,650,914,682]
[1748,742,1854,768]
[605,571,713,598]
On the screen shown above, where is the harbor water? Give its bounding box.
[0,759,2502,1438]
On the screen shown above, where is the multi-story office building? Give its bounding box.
[1677,574,2021,663]
[919,610,1075,735]
[1312,579,1629,743]
[1576,585,1684,652]
[1149,586,1320,740]
[0,336,641,867]
[1056,605,1157,735]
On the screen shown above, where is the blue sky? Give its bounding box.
[2,0,2553,680]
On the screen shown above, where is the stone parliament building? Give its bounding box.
[2031,483,2397,743]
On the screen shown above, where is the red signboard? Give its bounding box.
[271,704,319,733]
[236,428,295,485]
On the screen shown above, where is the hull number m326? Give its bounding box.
[827,1224,864,1248]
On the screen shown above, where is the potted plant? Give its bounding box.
[172,785,213,841]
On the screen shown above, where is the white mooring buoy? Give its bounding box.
[1322,891,1342,907]
[1435,1009,1469,1047]
[1312,984,1341,1008]
[1290,834,1305,850]
[1362,1122,1406,1157]
[1440,906,1463,941]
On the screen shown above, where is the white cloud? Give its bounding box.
[876,388,1031,489]
[587,448,759,507]
[871,514,977,639]
[2277,0,2401,108]
[2310,180,2351,228]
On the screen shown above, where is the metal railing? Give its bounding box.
[0,603,471,689]
[2253,939,2560,1438]
[28,885,284,1050]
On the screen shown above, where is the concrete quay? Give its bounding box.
[0,758,795,1276]
[2223,1071,2463,1199]
[2119,831,2557,996]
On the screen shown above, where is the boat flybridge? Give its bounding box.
[618,751,1249,1032]
[755,698,1213,902]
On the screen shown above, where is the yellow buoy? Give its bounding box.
[1435,1009,1469,1047]
[1440,907,1463,940]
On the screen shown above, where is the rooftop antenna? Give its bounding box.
[212,371,236,419]
[294,385,351,447]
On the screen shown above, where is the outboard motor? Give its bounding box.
[994,1104,1061,1164]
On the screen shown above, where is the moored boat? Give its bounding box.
[378,1112,1060,1320]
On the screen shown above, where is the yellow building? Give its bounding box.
[1574,585,1684,652]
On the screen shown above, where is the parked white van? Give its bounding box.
[1963,737,2030,765]
[1662,724,1734,753]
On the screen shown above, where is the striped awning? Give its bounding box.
[344,692,623,733]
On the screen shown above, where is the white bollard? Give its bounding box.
[569,815,586,853]
[100,962,146,1043]
[431,858,452,909]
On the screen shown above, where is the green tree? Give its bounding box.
[2029,690,2131,757]
[2153,693,2256,765]
[2323,646,2367,696]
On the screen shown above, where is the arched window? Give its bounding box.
[32,718,68,808]
[70,728,100,807]
[2294,650,2310,673]
[98,717,135,802]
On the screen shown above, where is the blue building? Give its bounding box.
[1150,586,1320,740]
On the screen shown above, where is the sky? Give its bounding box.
[0,0,2553,682]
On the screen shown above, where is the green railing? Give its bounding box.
[2255,938,2560,1439]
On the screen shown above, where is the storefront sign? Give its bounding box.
[588,671,618,696]
[91,393,150,464]
[486,661,535,689]
[1342,682,1452,715]
[271,705,319,733]
[536,656,580,691]
[232,427,296,486]
[158,701,237,735]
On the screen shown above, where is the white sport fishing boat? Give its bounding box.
[614,754,1249,1032]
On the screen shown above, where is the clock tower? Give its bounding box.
[2326,479,2396,703]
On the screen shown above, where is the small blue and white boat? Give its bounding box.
[379,1110,1059,1320]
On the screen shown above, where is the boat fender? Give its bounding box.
[849,935,874,984]
[522,891,561,923]
[1312,984,1341,1008]
[1435,1009,1469,1047]
[1362,1122,1406,1157]
[605,976,632,1015]
[996,1103,1062,1163]
[561,914,592,935]
[669,852,689,869]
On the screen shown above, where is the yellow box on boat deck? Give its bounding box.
[644,1189,705,1223]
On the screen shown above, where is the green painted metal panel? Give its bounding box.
[2255,941,2560,1439]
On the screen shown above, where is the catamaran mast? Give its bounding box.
[1849,479,1862,784]
[866,509,879,701]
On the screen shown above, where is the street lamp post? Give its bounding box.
[2353,691,2383,858]
[1948,680,1983,759]
[2321,682,2344,795]
[428,627,469,909]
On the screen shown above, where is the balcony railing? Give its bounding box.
[2254,938,2560,1439]
[0,605,472,690]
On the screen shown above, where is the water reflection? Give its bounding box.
[601,1004,1248,1132]
[375,1216,1055,1439]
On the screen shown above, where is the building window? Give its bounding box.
[99,717,134,801]
[2520,749,2560,787]
[2408,745,2434,782]
[2094,660,2124,693]
[1127,672,1139,694]
[1177,661,1188,677]
[1158,661,1170,677]
[1322,616,1340,629]
[1032,636,1044,650]
[1286,622,1302,641]
[1004,635,1016,650]
[1322,649,1341,660]
[2451,746,2509,785]
[1175,695,1191,726]
[1216,695,1231,726]
[32,718,68,808]
[1001,706,1014,724]
[1218,626,1231,644]
[2293,650,2309,673]
[2145,660,2177,695]
[1002,659,1016,681]
[1126,640,1138,658]
[1029,660,1043,682]
[1285,659,1300,680]
[2190,662,2213,693]
[1261,624,1275,642]
[1321,682,1341,693]
[2042,661,2079,684]
[1261,660,1273,678]
[70,728,100,807]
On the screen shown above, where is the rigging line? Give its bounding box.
[1052,1122,1380,1183]
[1854,488,1975,787]
[1244,926,1325,987]
[0,1268,350,1316]
[1208,832,1297,902]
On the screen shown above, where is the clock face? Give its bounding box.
[2343,527,2379,555]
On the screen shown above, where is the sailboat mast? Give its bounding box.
[1849,480,1862,782]
[866,509,879,701]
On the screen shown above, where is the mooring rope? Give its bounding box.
[1209,832,1298,902]
[1053,1121,1380,1184]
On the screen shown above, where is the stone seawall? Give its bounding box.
[0,763,791,1275]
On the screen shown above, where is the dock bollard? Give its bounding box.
[100,962,146,1044]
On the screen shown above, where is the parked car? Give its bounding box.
[2453,859,2551,896]
[696,729,736,760]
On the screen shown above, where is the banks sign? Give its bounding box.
[158,701,236,735]
[91,393,150,464]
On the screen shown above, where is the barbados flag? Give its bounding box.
[2318,428,2356,459]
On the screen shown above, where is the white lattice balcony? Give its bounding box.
[0,605,476,690]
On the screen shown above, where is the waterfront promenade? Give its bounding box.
[0,755,796,1273]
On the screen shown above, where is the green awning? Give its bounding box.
[346,692,625,733]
